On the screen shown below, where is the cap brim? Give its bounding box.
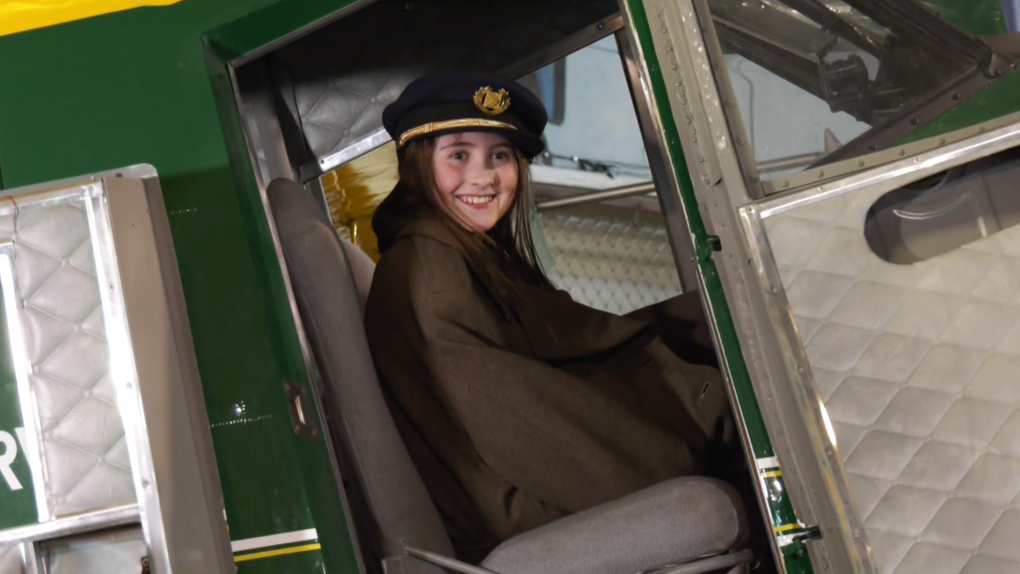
[401,125,544,160]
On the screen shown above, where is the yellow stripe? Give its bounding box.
[774,524,800,533]
[1,0,186,38]
[398,119,517,148]
[234,543,322,563]
[762,470,782,479]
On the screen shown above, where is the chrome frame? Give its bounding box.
[0,167,234,574]
[615,16,700,291]
[98,170,234,574]
[761,110,1020,195]
[687,0,762,195]
[636,0,875,572]
[759,115,1020,219]
[0,505,140,547]
[19,540,39,574]
[317,127,392,176]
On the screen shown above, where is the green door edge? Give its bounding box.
[201,2,376,572]
[620,2,814,573]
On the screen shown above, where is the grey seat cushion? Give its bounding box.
[481,477,748,574]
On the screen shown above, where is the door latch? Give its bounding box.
[284,380,320,441]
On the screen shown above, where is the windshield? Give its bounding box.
[703,0,1020,181]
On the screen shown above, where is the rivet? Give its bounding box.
[857,159,865,167]
[898,149,905,156]
[938,138,946,145]
[782,180,789,188]
[818,170,824,177]
[692,137,698,143]
[699,157,705,163]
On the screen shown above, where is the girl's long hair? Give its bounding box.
[373,137,553,308]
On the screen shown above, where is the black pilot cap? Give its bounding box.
[382,70,548,159]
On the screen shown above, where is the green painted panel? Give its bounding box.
[0,275,38,530]
[921,0,1009,36]
[0,1,360,571]
[205,0,369,59]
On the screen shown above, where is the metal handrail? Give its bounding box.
[534,181,656,211]
[0,504,141,545]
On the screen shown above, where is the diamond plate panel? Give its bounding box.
[537,206,682,315]
[764,189,1020,574]
[7,201,134,517]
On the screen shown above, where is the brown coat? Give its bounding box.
[364,219,736,562]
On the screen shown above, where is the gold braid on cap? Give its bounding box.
[397,119,518,148]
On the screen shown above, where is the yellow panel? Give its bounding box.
[320,143,399,262]
[0,0,186,38]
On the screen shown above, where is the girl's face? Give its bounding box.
[432,132,519,233]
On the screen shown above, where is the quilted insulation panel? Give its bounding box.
[762,188,1020,574]
[0,546,21,574]
[3,198,134,518]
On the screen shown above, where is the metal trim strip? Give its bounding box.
[0,505,139,546]
[231,528,319,553]
[758,115,1020,220]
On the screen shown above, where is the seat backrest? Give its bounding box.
[266,178,455,567]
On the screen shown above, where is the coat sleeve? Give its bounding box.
[416,284,703,514]
[626,291,719,367]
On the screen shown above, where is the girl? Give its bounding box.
[365,70,742,563]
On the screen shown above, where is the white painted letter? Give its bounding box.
[0,430,23,491]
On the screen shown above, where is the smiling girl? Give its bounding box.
[365,71,747,563]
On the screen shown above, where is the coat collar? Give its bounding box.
[394,216,465,251]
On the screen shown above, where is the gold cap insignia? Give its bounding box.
[473,86,511,116]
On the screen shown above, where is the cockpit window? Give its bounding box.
[526,36,681,315]
[703,0,1020,182]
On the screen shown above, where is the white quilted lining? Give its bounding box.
[5,200,134,518]
[0,545,21,574]
[763,186,1020,574]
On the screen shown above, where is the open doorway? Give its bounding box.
[225,1,768,572]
